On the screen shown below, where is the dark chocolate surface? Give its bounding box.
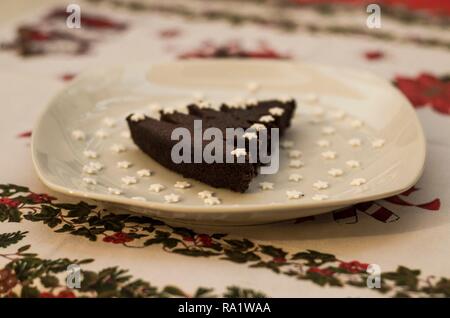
[127,99,296,192]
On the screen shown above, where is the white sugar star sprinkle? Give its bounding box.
[95,129,109,139]
[110,144,126,153]
[289,174,303,182]
[289,160,304,168]
[120,131,131,139]
[328,168,344,177]
[288,150,302,158]
[82,162,103,174]
[372,139,385,148]
[117,161,132,169]
[330,110,346,119]
[72,130,85,141]
[286,190,304,200]
[103,117,116,127]
[89,162,103,170]
[174,181,191,189]
[350,119,364,128]
[259,115,275,123]
[204,197,221,205]
[231,148,247,157]
[348,138,362,147]
[269,107,284,116]
[312,194,328,201]
[137,169,152,177]
[149,183,165,193]
[321,151,337,160]
[148,103,162,112]
[83,150,98,159]
[322,126,336,135]
[281,140,294,149]
[250,123,266,131]
[259,182,274,190]
[131,196,146,201]
[313,180,329,190]
[162,107,175,114]
[121,176,137,185]
[247,81,260,93]
[243,132,258,140]
[130,113,146,122]
[82,177,97,185]
[83,177,97,185]
[108,187,122,195]
[317,139,331,148]
[198,190,214,199]
[164,193,180,203]
[278,96,293,103]
[350,178,366,186]
[346,160,360,168]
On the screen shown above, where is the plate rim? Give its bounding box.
[31,60,426,216]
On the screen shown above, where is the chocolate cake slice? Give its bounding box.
[127,98,296,192]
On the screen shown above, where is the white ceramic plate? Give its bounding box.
[32,60,425,225]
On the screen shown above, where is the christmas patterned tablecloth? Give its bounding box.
[0,0,449,298]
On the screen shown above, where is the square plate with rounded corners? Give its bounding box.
[32,60,425,225]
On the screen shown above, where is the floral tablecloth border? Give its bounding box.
[1,184,449,298]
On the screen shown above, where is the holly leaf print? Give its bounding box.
[0,231,28,248]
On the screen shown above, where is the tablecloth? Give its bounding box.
[0,0,449,298]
